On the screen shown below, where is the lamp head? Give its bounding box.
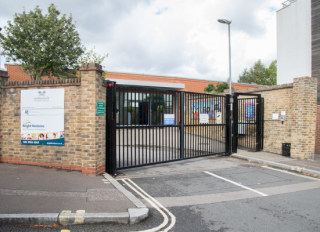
[217,19,232,25]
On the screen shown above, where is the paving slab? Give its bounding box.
[232,150,320,178]
[0,163,148,225]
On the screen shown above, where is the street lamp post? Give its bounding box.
[218,18,232,154]
[217,19,232,95]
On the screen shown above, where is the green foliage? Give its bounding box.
[266,60,277,85]
[204,84,216,93]
[0,4,84,80]
[78,47,108,65]
[216,82,229,93]
[238,60,277,85]
[204,82,229,93]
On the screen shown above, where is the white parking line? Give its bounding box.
[204,171,268,197]
[122,178,176,232]
[262,166,320,180]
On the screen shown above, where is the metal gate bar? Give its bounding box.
[115,86,181,170]
[106,83,231,174]
[232,93,263,153]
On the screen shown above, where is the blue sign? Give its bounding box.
[245,102,255,118]
[164,114,175,125]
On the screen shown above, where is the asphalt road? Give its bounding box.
[1,156,320,232]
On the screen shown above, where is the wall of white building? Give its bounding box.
[277,0,311,84]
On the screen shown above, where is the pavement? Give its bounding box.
[0,149,320,226]
[232,149,320,178]
[0,163,148,226]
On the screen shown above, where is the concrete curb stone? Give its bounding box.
[232,153,320,178]
[0,213,59,225]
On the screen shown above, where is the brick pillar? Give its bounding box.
[291,76,317,159]
[0,72,5,160]
[79,63,106,174]
[0,70,8,82]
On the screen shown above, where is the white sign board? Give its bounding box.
[216,112,222,124]
[199,114,209,124]
[272,113,279,120]
[164,114,175,125]
[21,89,65,146]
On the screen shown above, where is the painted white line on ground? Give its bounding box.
[125,178,176,232]
[74,210,85,224]
[122,178,169,232]
[262,166,320,180]
[204,171,268,197]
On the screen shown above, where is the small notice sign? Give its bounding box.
[199,114,209,124]
[272,113,278,120]
[164,114,175,125]
[97,101,105,115]
[216,112,222,124]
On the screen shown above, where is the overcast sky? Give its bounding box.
[0,0,283,82]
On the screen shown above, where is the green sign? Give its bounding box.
[97,101,105,115]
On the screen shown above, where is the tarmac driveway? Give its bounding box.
[1,156,320,232]
[116,156,320,232]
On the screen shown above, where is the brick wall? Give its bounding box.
[237,76,317,159]
[0,64,106,175]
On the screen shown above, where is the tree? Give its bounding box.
[204,84,216,93]
[266,60,277,85]
[216,82,229,93]
[204,82,229,94]
[0,4,84,80]
[238,60,277,85]
[78,47,108,65]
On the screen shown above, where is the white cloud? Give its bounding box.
[0,0,283,82]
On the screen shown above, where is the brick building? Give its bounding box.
[0,63,317,175]
[5,64,262,93]
[277,0,320,155]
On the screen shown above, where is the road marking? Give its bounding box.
[122,178,176,232]
[122,179,168,232]
[204,171,268,197]
[74,210,85,224]
[59,210,72,225]
[126,178,176,232]
[262,166,320,180]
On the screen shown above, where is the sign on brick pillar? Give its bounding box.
[291,76,317,159]
[80,63,105,174]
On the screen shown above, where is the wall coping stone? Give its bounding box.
[80,63,103,73]
[235,83,293,94]
[0,78,81,88]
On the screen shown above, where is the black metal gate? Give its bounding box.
[106,82,231,175]
[232,93,264,153]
